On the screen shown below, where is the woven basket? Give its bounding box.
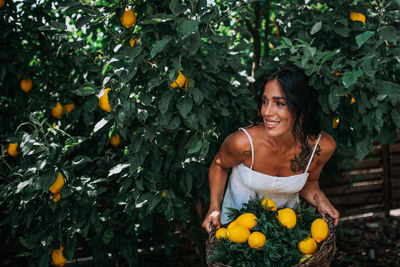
[206,214,336,267]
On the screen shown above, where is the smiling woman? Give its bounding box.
[202,66,340,233]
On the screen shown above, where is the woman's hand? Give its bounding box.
[202,210,221,233]
[316,198,340,226]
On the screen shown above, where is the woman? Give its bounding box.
[202,66,340,233]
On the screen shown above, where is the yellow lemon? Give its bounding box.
[227,220,237,231]
[20,77,33,93]
[277,208,297,229]
[350,11,366,24]
[99,88,111,112]
[49,172,65,194]
[311,218,329,243]
[298,237,317,255]
[7,142,19,157]
[261,198,277,211]
[121,9,136,28]
[51,102,64,119]
[53,192,61,202]
[130,38,139,47]
[228,225,250,243]
[170,70,187,88]
[350,97,356,104]
[248,231,266,249]
[215,227,229,240]
[0,0,5,8]
[236,213,258,230]
[332,117,339,129]
[52,245,67,266]
[110,134,121,147]
[64,103,75,113]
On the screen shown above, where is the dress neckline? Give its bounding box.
[238,163,309,179]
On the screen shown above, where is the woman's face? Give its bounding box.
[261,79,295,138]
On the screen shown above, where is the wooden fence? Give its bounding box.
[320,133,400,217]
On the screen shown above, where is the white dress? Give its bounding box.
[220,128,322,224]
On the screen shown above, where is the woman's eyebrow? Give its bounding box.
[272,96,286,100]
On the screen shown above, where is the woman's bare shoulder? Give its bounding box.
[222,128,252,155]
[318,132,336,159]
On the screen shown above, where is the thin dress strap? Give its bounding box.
[304,133,322,174]
[239,128,254,170]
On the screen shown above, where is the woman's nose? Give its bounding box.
[264,103,274,115]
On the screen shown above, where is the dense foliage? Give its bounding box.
[0,0,399,266]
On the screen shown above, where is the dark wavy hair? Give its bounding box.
[257,66,321,152]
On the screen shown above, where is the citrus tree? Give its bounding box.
[0,0,399,266]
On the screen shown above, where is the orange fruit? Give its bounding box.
[350,11,366,24]
[130,38,139,47]
[7,142,19,157]
[277,208,297,229]
[20,77,33,93]
[121,9,136,28]
[53,192,61,202]
[228,225,250,243]
[64,103,75,113]
[49,172,65,194]
[311,218,329,243]
[170,70,187,88]
[110,134,121,147]
[298,237,317,255]
[236,213,258,230]
[99,88,111,112]
[0,0,5,8]
[248,231,267,249]
[51,102,64,119]
[261,198,277,211]
[52,245,67,266]
[215,227,229,240]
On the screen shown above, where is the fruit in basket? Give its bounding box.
[261,198,277,211]
[227,220,238,231]
[297,237,317,255]
[227,225,250,243]
[311,218,329,243]
[277,208,297,228]
[236,213,258,230]
[299,254,312,263]
[248,231,267,250]
[215,227,229,240]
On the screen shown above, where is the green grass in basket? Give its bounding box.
[209,193,322,266]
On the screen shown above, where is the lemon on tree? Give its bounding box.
[350,11,366,24]
[52,245,67,266]
[7,142,19,157]
[121,9,136,28]
[130,37,139,47]
[99,88,111,112]
[228,225,250,244]
[261,198,277,211]
[170,70,187,88]
[110,133,121,147]
[215,227,229,240]
[51,102,64,119]
[277,208,297,228]
[49,172,65,203]
[311,218,329,243]
[297,237,317,255]
[236,213,258,230]
[64,103,75,113]
[20,77,33,93]
[248,231,266,250]
[0,0,5,8]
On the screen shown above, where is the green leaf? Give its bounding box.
[178,19,199,38]
[378,26,399,43]
[192,87,204,104]
[310,21,322,35]
[150,36,172,58]
[391,108,400,128]
[182,33,201,55]
[102,228,114,245]
[72,85,96,96]
[342,70,363,87]
[176,97,193,118]
[75,15,91,29]
[355,31,374,48]
[149,195,162,212]
[158,91,174,114]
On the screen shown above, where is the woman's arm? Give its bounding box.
[201,130,250,232]
[299,133,340,226]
